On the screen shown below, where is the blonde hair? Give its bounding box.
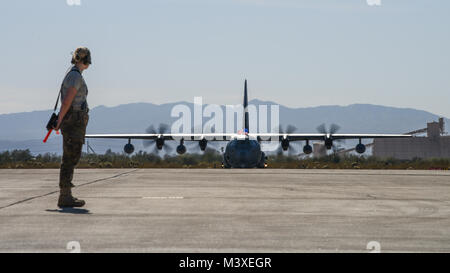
[71,47,91,64]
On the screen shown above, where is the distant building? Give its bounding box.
[313,143,327,158]
[373,119,450,159]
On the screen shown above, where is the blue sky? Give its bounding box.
[0,0,449,117]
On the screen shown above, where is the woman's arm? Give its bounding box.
[55,87,77,130]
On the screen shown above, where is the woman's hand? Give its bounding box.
[54,117,63,131]
[55,87,78,131]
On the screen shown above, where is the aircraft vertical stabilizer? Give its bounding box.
[243,79,249,133]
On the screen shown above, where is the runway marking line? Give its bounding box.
[142,196,184,200]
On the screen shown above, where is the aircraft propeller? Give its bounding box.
[143,123,173,154]
[185,125,222,153]
[316,123,344,151]
[275,124,301,156]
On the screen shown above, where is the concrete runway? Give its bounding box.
[0,168,449,253]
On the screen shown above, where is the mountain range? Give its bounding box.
[0,100,447,155]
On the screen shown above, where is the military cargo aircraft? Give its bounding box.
[85,81,411,168]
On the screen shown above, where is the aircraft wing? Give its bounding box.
[85,133,235,141]
[86,133,412,141]
[327,134,412,140]
[249,133,412,141]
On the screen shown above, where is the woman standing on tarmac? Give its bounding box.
[54,46,91,208]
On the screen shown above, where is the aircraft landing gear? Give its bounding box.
[257,152,267,168]
[222,155,231,168]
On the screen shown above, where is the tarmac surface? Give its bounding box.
[0,168,449,253]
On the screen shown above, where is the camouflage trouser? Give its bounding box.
[59,110,89,189]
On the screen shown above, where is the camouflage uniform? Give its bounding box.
[59,109,89,189]
[59,64,89,193]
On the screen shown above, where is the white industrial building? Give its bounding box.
[373,118,450,160]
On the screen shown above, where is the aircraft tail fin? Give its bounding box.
[243,79,249,133]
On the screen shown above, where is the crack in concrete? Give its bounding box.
[0,169,138,210]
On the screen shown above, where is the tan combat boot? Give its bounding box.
[58,188,86,208]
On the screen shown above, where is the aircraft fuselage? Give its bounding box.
[223,139,265,168]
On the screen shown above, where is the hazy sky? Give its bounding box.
[1,0,449,117]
